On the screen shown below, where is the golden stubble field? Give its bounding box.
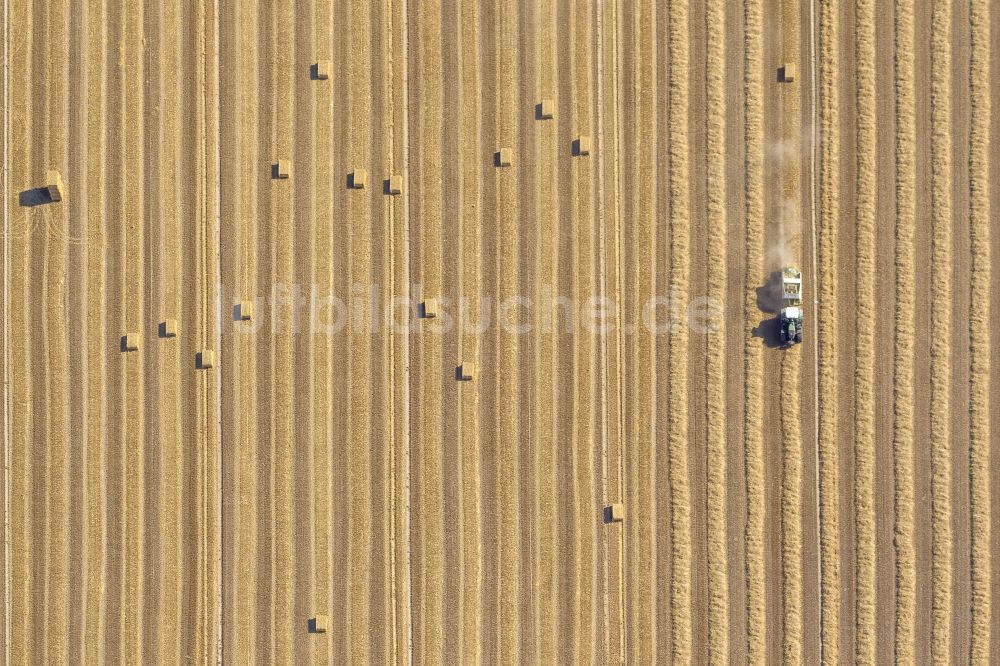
[0,0,997,663]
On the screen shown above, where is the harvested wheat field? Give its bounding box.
[1,0,998,663]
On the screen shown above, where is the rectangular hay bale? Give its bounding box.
[315,60,331,80]
[422,298,438,319]
[237,301,254,321]
[123,333,140,352]
[45,169,64,202]
[606,503,624,522]
[275,159,291,179]
[387,175,403,195]
[575,135,591,156]
[161,319,178,338]
[781,63,796,82]
[495,148,512,167]
[197,350,215,369]
[350,168,367,189]
[310,615,329,633]
[458,362,475,381]
[539,99,554,119]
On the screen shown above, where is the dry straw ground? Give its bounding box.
[0,0,995,663]
[703,0,729,659]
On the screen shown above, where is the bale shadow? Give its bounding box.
[19,187,53,207]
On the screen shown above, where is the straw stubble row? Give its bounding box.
[929,0,953,660]
[966,0,991,660]
[667,0,692,659]
[817,0,841,661]
[853,0,877,659]
[891,0,916,660]
[703,0,729,659]
[778,0,803,660]
[742,0,767,659]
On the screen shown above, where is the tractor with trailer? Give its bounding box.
[779,266,803,345]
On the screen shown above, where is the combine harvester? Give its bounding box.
[779,266,803,345]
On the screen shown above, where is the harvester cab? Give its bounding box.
[779,266,803,345]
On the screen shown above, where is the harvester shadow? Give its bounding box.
[752,317,786,349]
[19,187,53,207]
[756,270,785,314]
[753,270,788,348]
